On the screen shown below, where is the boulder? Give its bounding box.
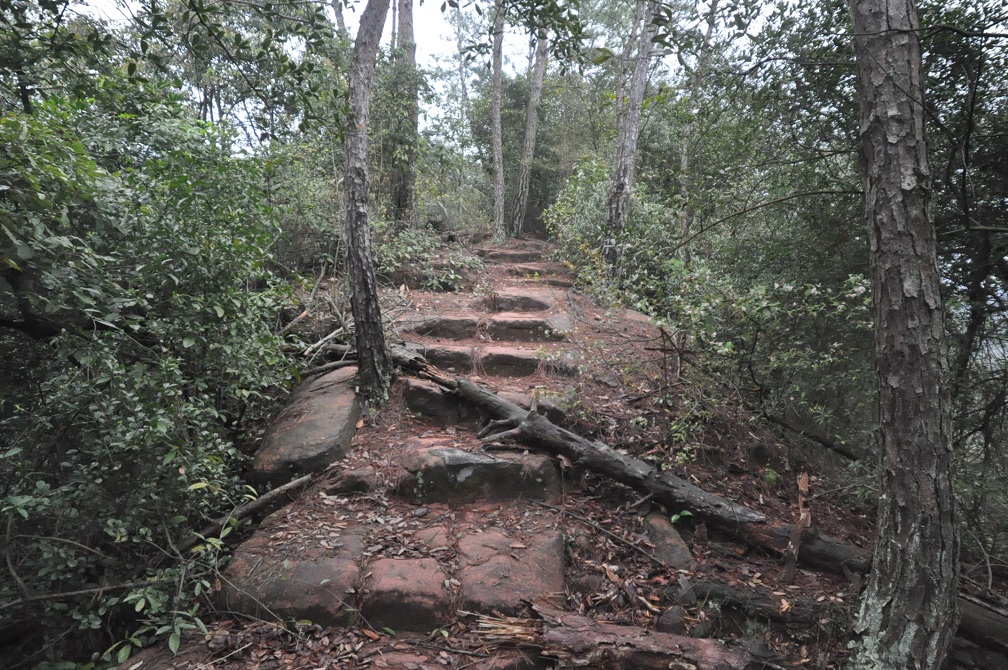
[252,367,360,485]
[395,446,558,504]
[644,512,694,569]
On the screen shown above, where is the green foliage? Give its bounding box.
[546,158,875,451]
[373,222,482,291]
[0,78,294,664]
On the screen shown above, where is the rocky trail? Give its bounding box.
[123,240,1008,670]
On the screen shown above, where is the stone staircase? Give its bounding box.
[204,240,686,669]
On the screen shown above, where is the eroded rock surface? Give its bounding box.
[252,367,360,485]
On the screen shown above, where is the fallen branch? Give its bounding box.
[179,474,315,554]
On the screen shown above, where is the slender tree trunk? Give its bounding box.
[390,0,417,227]
[605,0,657,277]
[490,0,506,239]
[678,0,718,266]
[330,0,348,40]
[509,28,548,237]
[345,0,393,402]
[847,1,959,668]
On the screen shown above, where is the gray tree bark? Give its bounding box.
[605,0,658,277]
[509,28,548,237]
[847,0,960,668]
[678,0,718,266]
[345,0,393,402]
[490,0,506,239]
[390,0,417,227]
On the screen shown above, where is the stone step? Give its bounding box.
[403,377,570,426]
[481,346,578,377]
[219,525,366,627]
[505,262,573,278]
[481,249,545,263]
[485,313,573,342]
[399,314,478,340]
[394,442,559,504]
[487,287,558,312]
[404,342,474,372]
[457,526,565,616]
[223,511,567,638]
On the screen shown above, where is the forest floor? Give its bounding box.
[122,238,895,670]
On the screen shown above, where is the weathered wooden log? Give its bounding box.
[533,603,762,669]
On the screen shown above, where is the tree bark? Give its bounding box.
[533,604,759,669]
[678,0,718,266]
[605,0,658,277]
[508,28,548,237]
[490,0,506,239]
[344,0,393,402]
[390,0,417,227]
[847,1,960,668]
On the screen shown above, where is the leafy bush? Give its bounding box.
[546,159,875,451]
[0,81,294,665]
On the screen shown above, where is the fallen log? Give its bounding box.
[391,346,869,575]
[178,474,314,554]
[533,603,766,669]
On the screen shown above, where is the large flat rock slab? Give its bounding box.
[218,527,366,626]
[252,367,360,485]
[361,557,451,632]
[395,446,558,504]
[480,346,578,377]
[485,313,572,342]
[457,528,565,615]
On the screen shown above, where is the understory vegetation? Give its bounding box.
[2,0,1007,667]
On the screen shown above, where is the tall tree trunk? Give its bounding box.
[604,0,657,277]
[509,28,548,237]
[490,0,506,239]
[847,1,960,668]
[330,0,348,40]
[390,0,417,227]
[345,0,393,402]
[678,0,718,266]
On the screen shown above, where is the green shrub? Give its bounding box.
[0,81,294,665]
[546,159,875,451]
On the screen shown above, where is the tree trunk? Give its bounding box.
[344,0,393,402]
[847,1,960,668]
[605,0,657,277]
[330,0,348,40]
[390,0,417,227]
[508,28,548,237]
[678,0,718,266]
[490,0,506,239]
